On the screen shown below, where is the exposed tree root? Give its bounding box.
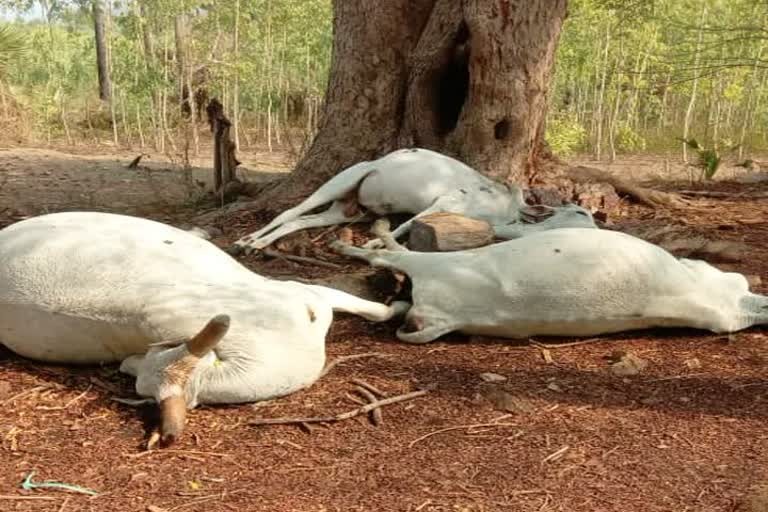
[678,190,768,199]
[567,165,692,209]
[612,224,748,263]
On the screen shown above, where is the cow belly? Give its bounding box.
[460,314,709,339]
[0,303,151,364]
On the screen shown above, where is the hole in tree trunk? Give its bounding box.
[434,21,470,136]
[494,119,511,140]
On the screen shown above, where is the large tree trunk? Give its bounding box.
[264,0,568,205]
[92,0,111,102]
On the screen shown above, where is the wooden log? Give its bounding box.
[408,212,494,252]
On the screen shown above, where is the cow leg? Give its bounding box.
[239,201,370,251]
[395,310,457,344]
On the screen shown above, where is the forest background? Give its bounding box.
[0,0,764,170]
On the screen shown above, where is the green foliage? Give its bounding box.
[550,0,768,158]
[679,137,723,179]
[699,149,721,179]
[0,23,27,74]
[547,115,586,156]
[615,123,647,152]
[0,0,764,159]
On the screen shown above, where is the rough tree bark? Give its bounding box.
[262,0,568,205]
[92,0,111,102]
[207,99,239,193]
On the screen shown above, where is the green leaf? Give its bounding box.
[0,23,27,74]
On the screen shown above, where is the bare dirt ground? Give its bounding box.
[0,147,767,512]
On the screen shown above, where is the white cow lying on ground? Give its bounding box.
[332,221,768,343]
[233,148,597,252]
[0,212,408,447]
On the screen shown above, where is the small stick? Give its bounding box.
[57,497,70,512]
[250,390,428,428]
[542,445,570,463]
[37,386,92,411]
[127,449,231,459]
[0,495,58,501]
[345,392,367,406]
[408,422,518,448]
[530,338,608,350]
[170,489,248,511]
[651,372,708,382]
[262,248,341,269]
[677,190,768,199]
[320,352,385,378]
[1,385,52,405]
[354,386,383,426]
[536,346,554,365]
[350,378,387,398]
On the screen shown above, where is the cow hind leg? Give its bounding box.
[306,284,410,322]
[237,201,370,251]
[395,318,457,344]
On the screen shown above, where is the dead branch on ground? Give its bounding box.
[677,190,768,199]
[568,165,692,208]
[262,247,341,269]
[319,352,386,378]
[249,390,428,428]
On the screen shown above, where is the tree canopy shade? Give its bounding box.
[272,0,568,201]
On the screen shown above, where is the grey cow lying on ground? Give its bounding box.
[332,220,768,344]
[233,148,597,252]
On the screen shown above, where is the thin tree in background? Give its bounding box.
[682,3,707,163]
[232,0,240,149]
[92,0,111,102]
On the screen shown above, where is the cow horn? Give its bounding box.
[150,314,230,450]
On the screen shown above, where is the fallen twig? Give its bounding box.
[529,338,608,350]
[535,345,554,364]
[37,386,92,411]
[409,422,518,448]
[354,385,383,426]
[169,489,248,511]
[320,352,386,378]
[127,449,231,459]
[250,390,428,428]
[0,495,58,501]
[57,497,71,512]
[350,378,387,398]
[262,248,341,269]
[542,445,570,463]
[345,392,367,406]
[1,385,53,405]
[677,190,768,199]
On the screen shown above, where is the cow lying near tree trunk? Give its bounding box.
[332,220,768,343]
[0,212,408,448]
[232,148,597,253]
